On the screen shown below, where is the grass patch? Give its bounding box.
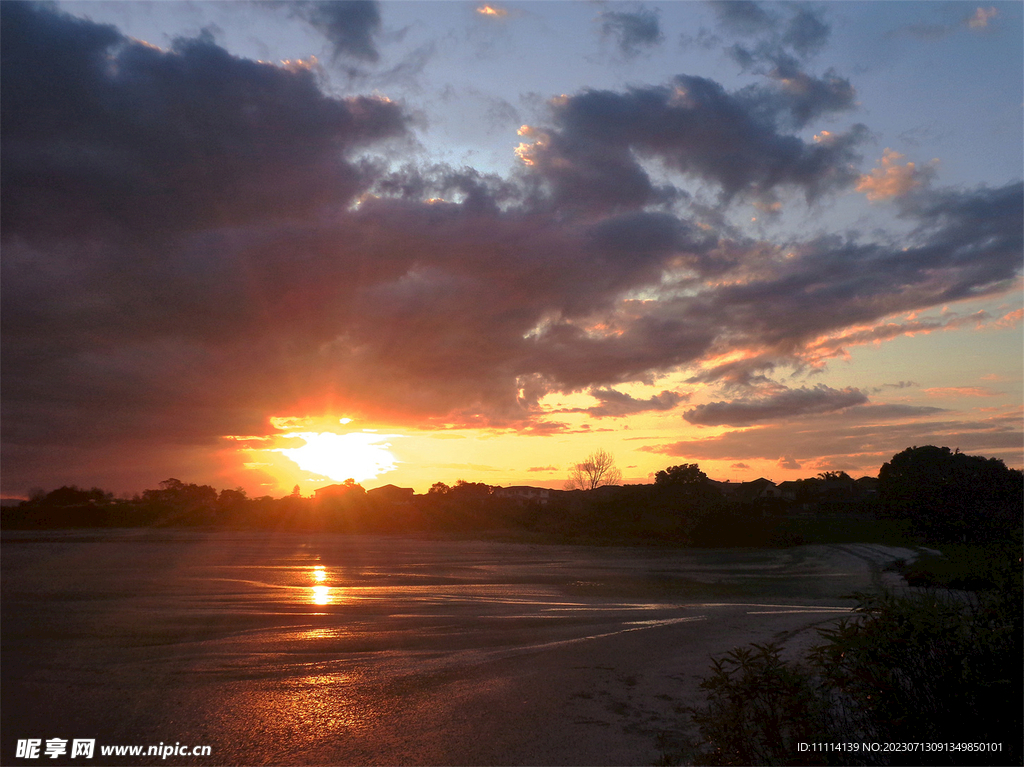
[774,514,914,546]
[899,543,1020,590]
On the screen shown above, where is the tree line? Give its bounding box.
[4,445,1021,547]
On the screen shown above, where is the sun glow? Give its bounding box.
[278,431,398,482]
[311,585,332,605]
[310,565,333,604]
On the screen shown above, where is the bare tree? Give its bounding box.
[565,449,623,490]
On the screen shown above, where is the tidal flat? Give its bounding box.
[1,530,913,765]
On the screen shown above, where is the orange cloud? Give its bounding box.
[856,149,936,201]
[801,312,988,367]
[923,386,1003,398]
[477,4,508,17]
[994,308,1024,328]
[968,7,997,28]
[514,125,548,166]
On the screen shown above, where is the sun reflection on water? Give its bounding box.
[312,585,332,605]
[233,674,372,742]
[310,565,336,604]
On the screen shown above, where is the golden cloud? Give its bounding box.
[923,386,1003,397]
[477,5,508,17]
[968,7,997,29]
[856,149,936,201]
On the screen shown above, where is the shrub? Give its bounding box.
[689,643,832,765]
[898,543,1017,590]
[689,570,1022,765]
[810,587,1021,764]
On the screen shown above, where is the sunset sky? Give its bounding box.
[2,0,1021,499]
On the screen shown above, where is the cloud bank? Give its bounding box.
[1,2,1020,492]
[683,385,868,426]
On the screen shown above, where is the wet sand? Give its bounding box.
[1,531,915,765]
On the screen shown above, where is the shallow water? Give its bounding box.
[1,530,872,765]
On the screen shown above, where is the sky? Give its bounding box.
[1,0,1021,498]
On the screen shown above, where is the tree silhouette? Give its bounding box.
[565,449,622,490]
[427,482,451,496]
[141,478,217,510]
[451,480,494,499]
[817,471,852,481]
[879,445,1023,543]
[217,487,248,510]
[32,485,112,506]
[655,463,708,487]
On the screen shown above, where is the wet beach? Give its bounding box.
[1,530,913,765]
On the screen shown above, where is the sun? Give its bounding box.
[278,431,398,483]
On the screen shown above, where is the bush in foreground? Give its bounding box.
[687,570,1022,766]
[688,642,832,765]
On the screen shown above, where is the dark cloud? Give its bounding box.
[599,8,663,58]
[0,2,408,241]
[777,455,802,470]
[643,411,1022,473]
[676,182,1022,384]
[723,54,856,131]
[337,40,437,90]
[826,404,948,421]
[808,313,988,361]
[518,421,601,437]
[686,353,778,387]
[710,1,831,64]
[522,75,866,209]
[683,385,868,426]
[557,389,688,418]
[750,60,856,128]
[781,7,831,58]
[707,1,775,36]
[285,1,382,62]
[710,1,840,122]
[1,3,1020,494]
